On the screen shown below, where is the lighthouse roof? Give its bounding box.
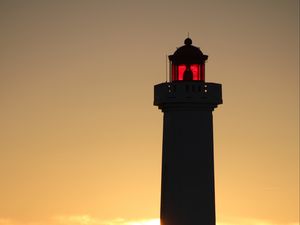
[169,38,208,64]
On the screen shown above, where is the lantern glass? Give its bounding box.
[171,63,205,81]
[178,64,186,80]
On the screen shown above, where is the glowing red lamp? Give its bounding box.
[169,38,208,82]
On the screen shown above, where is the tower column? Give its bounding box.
[161,109,216,225]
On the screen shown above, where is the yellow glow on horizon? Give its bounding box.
[53,216,300,225]
[124,218,160,225]
[0,216,299,225]
[55,215,98,225]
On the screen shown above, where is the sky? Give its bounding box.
[0,0,299,225]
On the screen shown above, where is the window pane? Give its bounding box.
[178,65,186,80]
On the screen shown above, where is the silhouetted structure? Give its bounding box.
[154,38,222,225]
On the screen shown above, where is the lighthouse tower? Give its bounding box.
[154,38,222,225]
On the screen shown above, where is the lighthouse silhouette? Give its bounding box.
[154,38,222,225]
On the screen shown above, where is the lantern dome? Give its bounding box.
[169,38,208,65]
[168,38,208,82]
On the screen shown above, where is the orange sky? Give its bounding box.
[0,1,299,225]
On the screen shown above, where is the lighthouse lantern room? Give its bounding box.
[169,38,207,81]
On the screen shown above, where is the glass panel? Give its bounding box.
[178,64,186,80]
[200,64,205,81]
[171,64,203,81]
[172,64,177,81]
[190,64,200,80]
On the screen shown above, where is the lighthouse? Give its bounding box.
[154,38,222,225]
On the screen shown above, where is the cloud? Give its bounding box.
[217,217,299,225]
[0,216,298,225]
[54,215,100,225]
[53,216,159,225]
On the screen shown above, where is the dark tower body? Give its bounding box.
[154,39,222,225]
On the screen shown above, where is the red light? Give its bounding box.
[178,65,186,80]
[190,64,200,80]
[177,64,200,81]
[171,64,204,81]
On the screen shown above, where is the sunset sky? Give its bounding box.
[0,1,299,225]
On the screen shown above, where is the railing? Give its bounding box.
[154,81,222,106]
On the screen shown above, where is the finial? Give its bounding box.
[184,37,192,45]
